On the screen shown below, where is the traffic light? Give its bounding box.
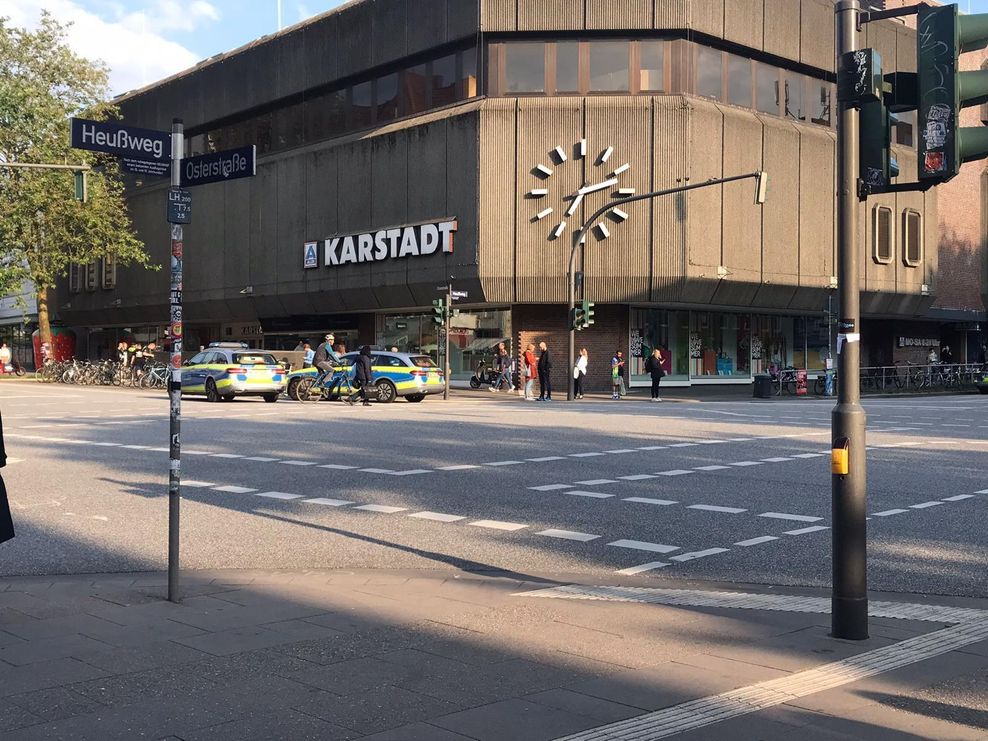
[583,300,595,328]
[917,5,988,182]
[853,49,900,189]
[571,304,585,331]
[74,170,88,203]
[432,298,445,326]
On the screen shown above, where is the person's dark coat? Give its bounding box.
[0,411,14,545]
[353,348,374,384]
[645,355,665,380]
[538,349,552,374]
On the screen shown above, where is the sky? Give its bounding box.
[0,0,348,95]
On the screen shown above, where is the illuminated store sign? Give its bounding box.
[304,219,457,269]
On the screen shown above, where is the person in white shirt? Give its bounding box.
[574,348,588,399]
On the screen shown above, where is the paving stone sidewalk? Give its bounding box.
[0,569,985,740]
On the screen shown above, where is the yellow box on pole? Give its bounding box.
[832,437,849,476]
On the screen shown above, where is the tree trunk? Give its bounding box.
[37,287,51,353]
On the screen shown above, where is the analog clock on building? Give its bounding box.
[526,140,635,241]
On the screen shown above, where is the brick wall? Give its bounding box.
[513,304,630,394]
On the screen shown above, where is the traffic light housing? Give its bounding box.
[849,49,900,190]
[571,304,585,331]
[583,300,595,328]
[917,5,988,182]
[432,298,445,326]
[74,170,88,203]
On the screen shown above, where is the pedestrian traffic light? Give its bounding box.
[432,298,445,326]
[74,170,88,203]
[917,5,988,183]
[583,300,595,328]
[850,49,900,190]
[571,304,585,331]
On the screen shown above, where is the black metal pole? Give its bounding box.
[444,279,451,401]
[567,233,579,401]
[167,118,184,603]
[833,0,868,640]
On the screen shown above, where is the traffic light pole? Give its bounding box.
[833,0,868,640]
[167,118,185,603]
[565,171,767,400]
[444,280,451,401]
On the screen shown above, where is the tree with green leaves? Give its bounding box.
[0,12,154,352]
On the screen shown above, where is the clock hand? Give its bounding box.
[578,177,619,195]
[565,192,584,217]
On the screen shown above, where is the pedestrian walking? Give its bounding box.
[348,345,374,406]
[537,341,552,401]
[492,342,514,392]
[574,347,588,399]
[523,344,538,400]
[941,345,953,364]
[0,410,14,545]
[302,343,314,368]
[616,351,628,396]
[645,347,666,402]
[0,342,10,373]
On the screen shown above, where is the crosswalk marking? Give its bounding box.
[608,539,680,554]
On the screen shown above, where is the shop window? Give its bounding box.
[460,46,478,98]
[555,41,581,93]
[755,62,780,115]
[639,40,665,92]
[727,54,752,108]
[589,40,630,92]
[696,45,723,101]
[690,312,751,377]
[400,64,430,116]
[895,110,915,147]
[783,70,806,121]
[84,261,98,292]
[101,255,117,290]
[504,42,545,94]
[872,206,893,264]
[350,81,374,128]
[376,73,399,122]
[752,315,795,375]
[432,53,458,105]
[68,263,81,294]
[902,209,922,266]
[810,81,833,127]
[630,309,688,379]
[304,89,346,142]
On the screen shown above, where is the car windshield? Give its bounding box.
[410,355,438,368]
[232,353,279,366]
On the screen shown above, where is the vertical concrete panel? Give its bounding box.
[372,0,408,68]
[515,98,584,302]
[588,0,650,30]
[337,3,375,79]
[445,112,482,302]
[302,14,340,92]
[756,117,799,308]
[687,0,724,37]
[862,192,896,315]
[713,107,762,307]
[518,0,583,31]
[763,0,799,62]
[335,143,375,310]
[275,156,312,317]
[479,100,517,305]
[249,163,281,317]
[794,127,835,310]
[724,0,763,51]
[893,188,926,312]
[584,97,651,303]
[653,0,689,30]
[276,30,307,99]
[800,0,834,71]
[682,98,723,305]
[448,0,482,39]
[865,21,897,77]
[304,147,342,312]
[409,0,447,56]
[650,97,690,304]
[369,133,413,309]
[481,0,516,31]
[924,186,938,302]
[896,24,917,74]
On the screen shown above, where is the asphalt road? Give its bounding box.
[2,382,986,599]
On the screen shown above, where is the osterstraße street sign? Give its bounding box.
[181,146,256,187]
[71,118,170,162]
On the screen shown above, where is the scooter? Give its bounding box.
[468,358,499,389]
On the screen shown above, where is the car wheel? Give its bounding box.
[263,393,279,403]
[469,376,480,389]
[287,378,300,401]
[406,393,425,403]
[205,379,221,403]
[375,380,397,403]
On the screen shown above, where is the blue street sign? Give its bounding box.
[181,145,256,187]
[70,118,170,162]
[167,188,192,225]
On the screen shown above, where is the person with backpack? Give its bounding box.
[644,347,666,402]
[347,345,374,406]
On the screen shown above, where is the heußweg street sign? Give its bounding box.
[71,118,170,162]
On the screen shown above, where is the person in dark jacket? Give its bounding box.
[0,410,14,545]
[537,341,553,401]
[348,345,374,406]
[644,347,666,402]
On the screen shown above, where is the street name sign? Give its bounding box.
[167,188,192,224]
[451,290,469,300]
[71,118,170,162]
[122,157,170,178]
[181,145,256,187]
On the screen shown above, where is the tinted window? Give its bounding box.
[783,70,806,120]
[556,41,580,93]
[401,64,430,116]
[376,73,399,122]
[305,89,346,142]
[755,62,779,115]
[640,40,664,92]
[873,206,893,263]
[433,54,457,105]
[461,47,478,98]
[696,46,723,100]
[351,81,373,127]
[505,42,545,93]
[810,81,833,126]
[411,355,438,368]
[903,210,922,266]
[275,102,303,149]
[727,55,752,107]
[376,355,405,368]
[589,41,629,92]
[233,353,279,365]
[188,353,208,365]
[895,110,915,147]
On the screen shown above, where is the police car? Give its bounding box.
[181,342,287,402]
[285,350,443,403]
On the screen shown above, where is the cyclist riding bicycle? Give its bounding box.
[312,334,343,390]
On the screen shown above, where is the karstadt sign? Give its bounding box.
[304,219,457,269]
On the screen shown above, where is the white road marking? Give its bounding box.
[608,539,680,554]
[317,463,355,469]
[437,464,479,470]
[623,497,677,506]
[669,548,730,562]
[784,525,830,535]
[359,468,394,474]
[604,449,637,454]
[872,508,909,516]
[389,469,432,476]
[761,457,794,463]
[615,562,669,575]
[537,529,600,542]
[529,484,574,491]
[730,461,762,467]
[212,486,257,494]
[698,440,727,444]
[693,465,729,472]
[574,479,617,486]
[759,512,823,522]
[353,504,406,513]
[282,461,318,467]
[688,505,746,514]
[182,481,216,488]
[942,494,975,501]
[484,460,523,466]
[569,452,605,458]
[409,511,465,522]
[735,535,779,547]
[211,453,243,459]
[910,501,945,509]
[527,456,566,462]
[668,442,699,448]
[304,498,354,507]
[637,445,668,451]
[975,489,988,494]
[255,491,304,500]
[183,451,212,456]
[122,445,151,450]
[791,453,825,458]
[469,519,527,531]
[91,442,120,447]
[618,474,657,481]
[567,490,615,499]
[656,469,694,476]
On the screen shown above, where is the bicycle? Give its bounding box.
[296,366,353,402]
[139,362,170,390]
[771,366,798,395]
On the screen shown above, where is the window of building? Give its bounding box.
[810,80,833,126]
[696,45,723,100]
[630,309,689,380]
[783,70,806,121]
[895,110,915,147]
[555,41,581,93]
[274,101,303,150]
[460,46,478,99]
[350,81,374,128]
[872,206,893,264]
[902,209,922,266]
[432,53,458,104]
[504,42,545,94]
[303,89,346,143]
[588,40,630,92]
[68,263,81,294]
[101,255,117,289]
[639,40,665,92]
[727,54,752,108]
[755,62,780,115]
[400,64,430,116]
[254,112,274,153]
[376,73,399,122]
[84,261,98,292]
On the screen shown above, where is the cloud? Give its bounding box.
[297,3,311,22]
[0,1,219,95]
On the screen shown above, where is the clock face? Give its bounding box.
[526,139,634,242]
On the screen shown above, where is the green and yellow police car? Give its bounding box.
[181,343,287,402]
[285,350,443,402]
